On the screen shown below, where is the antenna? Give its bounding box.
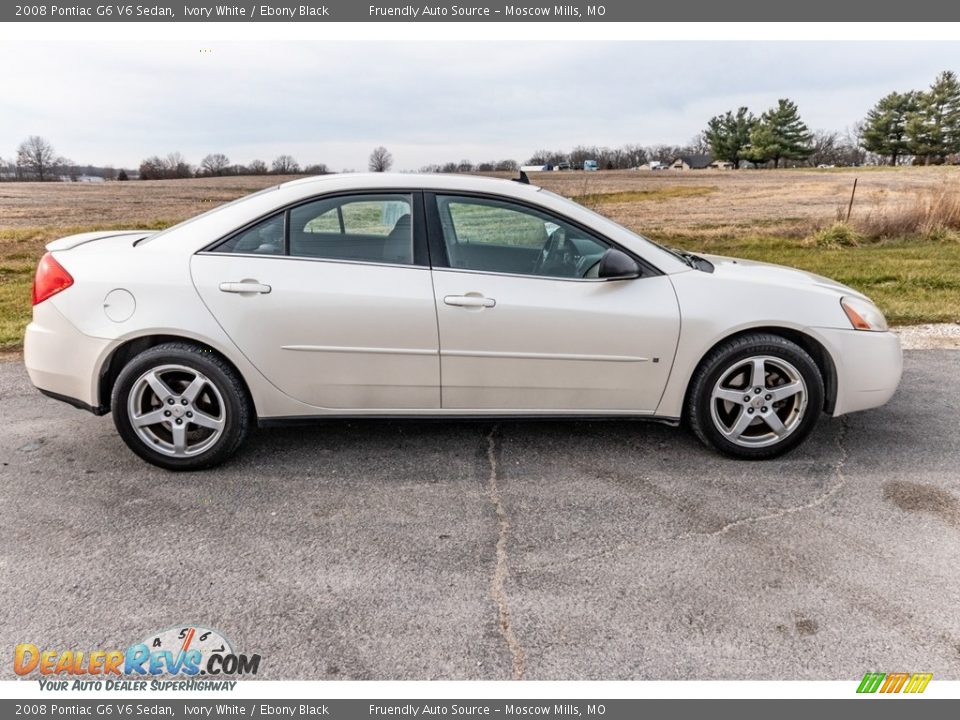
[512,170,530,185]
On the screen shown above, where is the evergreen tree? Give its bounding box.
[906,70,960,164]
[705,107,756,168]
[745,99,814,168]
[861,91,920,166]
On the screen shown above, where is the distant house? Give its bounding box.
[710,160,734,170]
[670,154,713,170]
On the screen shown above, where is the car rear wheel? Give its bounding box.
[687,333,824,459]
[112,343,251,470]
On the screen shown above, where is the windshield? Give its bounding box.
[538,188,687,260]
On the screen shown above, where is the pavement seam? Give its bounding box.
[485,424,526,680]
[673,417,851,540]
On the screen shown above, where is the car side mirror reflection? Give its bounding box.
[598,248,641,280]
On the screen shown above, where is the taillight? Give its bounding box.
[32,252,74,306]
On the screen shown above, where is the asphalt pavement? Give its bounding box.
[1,350,958,680]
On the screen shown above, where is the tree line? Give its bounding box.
[136,152,332,180]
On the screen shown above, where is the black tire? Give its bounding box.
[686,333,824,460]
[111,342,251,470]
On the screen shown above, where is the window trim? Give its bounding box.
[199,190,429,268]
[423,191,662,281]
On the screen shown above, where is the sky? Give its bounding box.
[1,41,956,171]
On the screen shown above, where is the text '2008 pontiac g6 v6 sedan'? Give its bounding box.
[24,173,902,470]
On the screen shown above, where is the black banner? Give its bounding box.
[3,0,958,22]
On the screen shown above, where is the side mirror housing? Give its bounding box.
[598,248,641,280]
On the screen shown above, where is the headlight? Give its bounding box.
[841,296,888,332]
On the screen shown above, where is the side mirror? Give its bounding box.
[598,248,641,280]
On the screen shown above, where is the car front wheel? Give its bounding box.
[687,333,825,459]
[111,342,251,470]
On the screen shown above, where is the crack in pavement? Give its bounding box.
[673,416,851,540]
[485,425,526,680]
[531,417,852,572]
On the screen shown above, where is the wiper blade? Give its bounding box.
[669,248,697,267]
[671,249,715,273]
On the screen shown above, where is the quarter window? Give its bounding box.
[214,213,284,255]
[435,195,609,279]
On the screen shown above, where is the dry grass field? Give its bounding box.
[1,167,959,349]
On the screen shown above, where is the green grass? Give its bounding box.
[652,233,960,326]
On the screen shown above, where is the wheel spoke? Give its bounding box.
[763,412,788,437]
[769,380,803,402]
[181,375,206,403]
[723,408,754,440]
[144,371,174,401]
[749,358,766,389]
[191,410,224,431]
[171,424,188,455]
[714,387,747,404]
[132,409,168,428]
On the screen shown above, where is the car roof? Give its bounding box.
[277,172,542,196]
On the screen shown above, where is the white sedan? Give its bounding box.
[24,173,902,470]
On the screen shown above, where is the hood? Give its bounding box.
[701,253,868,300]
[46,230,156,252]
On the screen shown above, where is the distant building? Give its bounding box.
[710,160,734,170]
[670,154,713,170]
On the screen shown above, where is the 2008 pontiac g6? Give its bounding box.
[24,173,902,470]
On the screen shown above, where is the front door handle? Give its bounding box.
[219,280,272,295]
[444,295,496,308]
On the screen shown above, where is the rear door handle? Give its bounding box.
[219,281,272,295]
[444,295,496,308]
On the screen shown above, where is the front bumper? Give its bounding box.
[23,300,112,412]
[814,327,903,416]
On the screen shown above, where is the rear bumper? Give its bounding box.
[23,301,112,412]
[815,327,902,416]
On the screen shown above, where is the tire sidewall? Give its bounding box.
[691,336,825,460]
[112,345,248,470]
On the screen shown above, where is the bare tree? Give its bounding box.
[303,163,331,175]
[16,136,61,181]
[368,146,393,172]
[271,155,300,174]
[200,153,231,176]
[247,159,268,175]
[165,152,193,178]
[807,130,840,166]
